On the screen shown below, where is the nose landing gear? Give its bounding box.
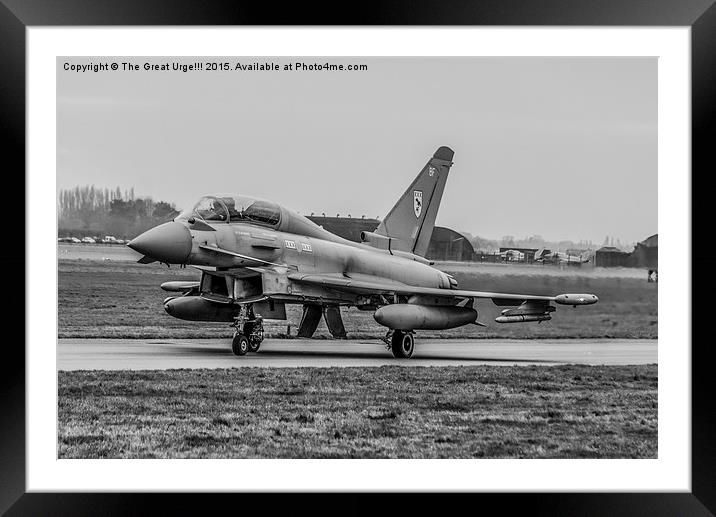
[245,315,264,353]
[231,306,264,357]
[232,333,249,356]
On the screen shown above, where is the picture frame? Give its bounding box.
[2,0,712,513]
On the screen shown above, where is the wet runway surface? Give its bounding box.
[57,338,657,370]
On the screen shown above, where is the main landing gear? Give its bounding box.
[231,306,264,357]
[383,329,415,358]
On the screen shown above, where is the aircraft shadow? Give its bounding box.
[409,354,556,364]
[255,349,556,363]
[150,342,558,363]
[152,344,233,356]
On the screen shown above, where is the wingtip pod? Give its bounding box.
[555,294,599,305]
[433,146,454,162]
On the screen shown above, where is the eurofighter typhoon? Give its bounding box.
[128,147,598,358]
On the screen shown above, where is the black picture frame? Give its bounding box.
[2,1,712,514]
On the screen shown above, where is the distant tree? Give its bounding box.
[109,199,132,219]
[521,234,545,247]
[472,235,499,252]
[59,185,182,238]
[153,201,180,221]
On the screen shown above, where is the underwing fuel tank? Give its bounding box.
[164,296,239,322]
[373,304,477,330]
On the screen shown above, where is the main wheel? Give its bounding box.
[232,333,249,356]
[391,330,414,358]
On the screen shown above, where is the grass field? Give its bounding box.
[58,259,657,339]
[58,364,657,459]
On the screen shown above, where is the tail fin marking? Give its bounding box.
[375,146,454,257]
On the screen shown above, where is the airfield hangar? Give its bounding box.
[595,234,658,268]
[629,234,658,269]
[305,215,475,262]
[306,215,380,243]
[594,247,630,267]
[426,227,476,262]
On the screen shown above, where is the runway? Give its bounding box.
[57,338,657,370]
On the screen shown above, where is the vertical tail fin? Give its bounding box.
[375,146,454,257]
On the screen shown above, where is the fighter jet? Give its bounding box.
[128,146,598,358]
[498,249,525,262]
[535,248,590,265]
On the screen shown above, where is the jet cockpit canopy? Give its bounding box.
[179,195,281,227]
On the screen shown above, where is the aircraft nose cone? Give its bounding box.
[127,222,192,264]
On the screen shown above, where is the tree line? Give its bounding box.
[465,233,639,254]
[58,185,180,239]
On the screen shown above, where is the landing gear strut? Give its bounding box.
[244,315,264,352]
[385,329,415,359]
[231,305,264,356]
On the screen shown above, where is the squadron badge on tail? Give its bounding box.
[413,190,423,218]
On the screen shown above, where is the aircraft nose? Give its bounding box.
[127,222,192,264]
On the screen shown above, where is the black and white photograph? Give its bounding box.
[0,0,708,508]
[56,55,659,460]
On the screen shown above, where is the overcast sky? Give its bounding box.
[57,57,656,244]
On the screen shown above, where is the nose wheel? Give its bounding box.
[231,333,249,356]
[389,330,415,358]
[231,307,264,356]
